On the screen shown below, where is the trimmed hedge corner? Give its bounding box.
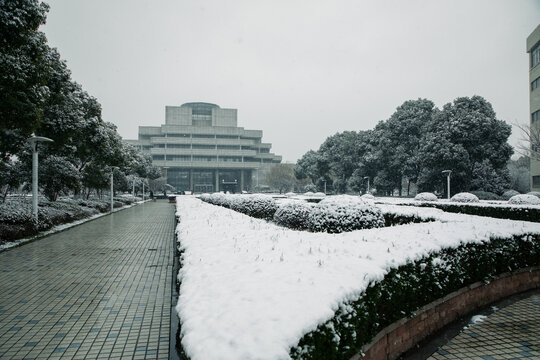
[289,233,540,360]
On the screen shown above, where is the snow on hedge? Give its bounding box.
[508,194,540,205]
[450,192,480,203]
[175,197,540,360]
[414,192,438,201]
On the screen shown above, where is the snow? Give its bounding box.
[175,197,540,360]
[450,192,479,203]
[414,192,438,202]
[508,194,540,205]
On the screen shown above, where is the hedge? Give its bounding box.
[417,202,540,223]
[289,233,540,359]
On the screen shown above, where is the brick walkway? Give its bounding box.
[0,201,175,360]
[428,293,540,360]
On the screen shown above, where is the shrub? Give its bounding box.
[508,194,540,205]
[290,233,540,360]
[527,191,540,199]
[414,192,438,202]
[274,201,314,230]
[361,194,375,201]
[236,195,278,220]
[450,192,479,203]
[502,189,520,200]
[470,191,503,201]
[308,196,384,233]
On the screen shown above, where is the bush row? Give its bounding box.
[200,194,434,233]
[289,233,540,359]
[417,202,540,223]
[0,197,139,244]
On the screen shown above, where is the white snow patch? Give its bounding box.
[175,197,540,360]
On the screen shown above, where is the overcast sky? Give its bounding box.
[41,0,540,163]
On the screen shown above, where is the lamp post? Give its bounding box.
[27,134,53,220]
[110,166,119,212]
[442,170,452,200]
[364,176,370,194]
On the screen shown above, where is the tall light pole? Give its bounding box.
[27,134,53,220]
[364,176,370,194]
[110,166,119,212]
[442,170,452,200]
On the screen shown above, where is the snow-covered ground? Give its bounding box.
[175,197,540,360]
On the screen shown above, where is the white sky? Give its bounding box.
[41,0,540,163]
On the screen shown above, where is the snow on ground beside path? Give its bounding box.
[175,197,540,360]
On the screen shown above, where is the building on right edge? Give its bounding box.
[527,24,540,191]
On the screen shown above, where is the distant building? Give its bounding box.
[125,102,281,193]
[528,24,540,191]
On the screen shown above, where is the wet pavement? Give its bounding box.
[0,201,175,359]
[425,291,540,360]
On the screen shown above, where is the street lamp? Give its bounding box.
[442,170,452,200]
[364,176,370,194]
[27,134,53,220]
[110,166,119,212]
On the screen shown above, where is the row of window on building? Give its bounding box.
[143,144,270,152]
[140,134,249,140]
[152,155,275,163]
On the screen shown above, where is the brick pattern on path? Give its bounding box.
[0,201,175,360]
[428,293,540,360]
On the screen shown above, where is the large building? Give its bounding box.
[528,25,540,191]
[126,102,282,193]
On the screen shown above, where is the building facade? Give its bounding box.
[528,25,540,191]
[126,102,282,193]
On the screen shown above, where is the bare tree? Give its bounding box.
[514,121,540,161]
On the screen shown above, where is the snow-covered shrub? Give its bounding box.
[308,196,384,233]
[470,191,503,201]
[285,192,296,198]
[414,192,438,202]
[273,201,314,230]
[508,194,540,205]
[313,192,326,198]
[527,191,540,199]
[235,194,278,220]
[291,234,540,359]
[304,191,314,197]
[76,199,111,212]
[450,192,479,203]
[361,194,375,201]
[502,189,520,200]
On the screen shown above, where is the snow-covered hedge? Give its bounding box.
[528,191,540,199]
[502,189,520,200]
[273,201,314,230]
[469,191,502,201]
[308,196,385,233]
[361,194,375,201]
[417,202,540,223]
[508,194,540,205]
[174,197,540,360]
[450,192,479,203]
[0,198,126,244]
[290,234,540,359]
[199,193,278,220]
[414,192,438,202]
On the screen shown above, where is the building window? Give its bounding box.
[533,110,540,124]
[192,134,215,139]
[166,155,191,161]
[152,155,164,160]
[533,176,540,187]
[532,77,540,92]
[168,144,190,149]
[532,42,540,68]
[193,156,217,162]
[217,145,240,150]
[220,156,242,162]
[216,135,238,139]
[168,133,190,138]
[192,144,216,149]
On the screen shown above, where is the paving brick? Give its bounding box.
[0,201,175,359]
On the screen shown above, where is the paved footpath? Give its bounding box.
[0,201,176,360]
[427,292,539,360]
